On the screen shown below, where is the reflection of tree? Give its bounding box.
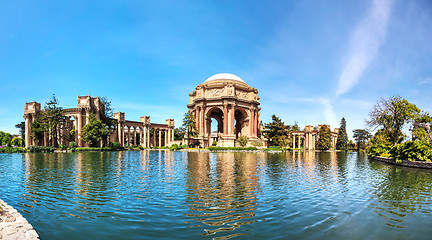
[370,163,432,227]
[185,152,259,239]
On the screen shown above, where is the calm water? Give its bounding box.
[1,151,432,239]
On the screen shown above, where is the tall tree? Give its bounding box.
[317,125,332,150]
[182,112,197,147]
[15,122,25,138]
[264,115,290,146]
[412,112,432,143]
[336,117,348,150]
[352,129,372,151]
[41,94,65,147]
[100,96,114,127]
[366,95,420,145]
[81,113,110,147]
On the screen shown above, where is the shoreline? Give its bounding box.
[0,199,39,239]
[372,156,432,169]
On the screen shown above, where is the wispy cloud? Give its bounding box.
[419,77,432,85]
[336,0,393,96]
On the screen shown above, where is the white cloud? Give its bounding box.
[336,0,393,96]
[419,77,432,85]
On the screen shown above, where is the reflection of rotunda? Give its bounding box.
[187,73,261,147]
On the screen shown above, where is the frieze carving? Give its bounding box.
[206,88,223,97]
[235,90,249,99]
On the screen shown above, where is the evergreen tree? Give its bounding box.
[336,117,348,150]
[40,94,65,147]
[81,113,110,147]
[15,122,25,138]
[264,115,290,146]
[317,125,332,150]
[352,129,372,151]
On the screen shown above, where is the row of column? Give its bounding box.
[116,123,174,147]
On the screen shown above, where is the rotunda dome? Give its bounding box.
[204,73,245,84]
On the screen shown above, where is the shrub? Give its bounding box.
[390,141,432,162]
[69,141,77,149]
[367,143,391,158]
[251,140,263,147]
[59,144,67,150]
[212,141,217,146]
[110,141,121,150]
[244,147,257,151]
[170,144,181,150]
[0,147,27,153]
[237,136,248,147]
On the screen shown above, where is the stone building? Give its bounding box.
[291,125,339,150]
[187,73,264,147]
[24,95,174,148]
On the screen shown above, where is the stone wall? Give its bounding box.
[0,199,39,239]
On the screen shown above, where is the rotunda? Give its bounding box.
[187,73,261,147]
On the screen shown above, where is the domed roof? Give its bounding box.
[204,73,245,84]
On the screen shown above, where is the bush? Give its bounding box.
[110,141,121,150]
[367,143,391,158]
[170,144,181,150]
[27,146,54,153]
[0,147,27,153]
[69,141,77,149]
[390,141,432,162]
[59,144,67,150]
[212,141,217,146]
[251,140,263,147]
[237,136,248,147]
[244,147,257,151]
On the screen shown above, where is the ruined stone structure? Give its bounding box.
[187,73,263,147]
[24,95,174,148]
[291,125,339,150]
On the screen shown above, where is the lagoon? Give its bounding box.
[1,151,432,239]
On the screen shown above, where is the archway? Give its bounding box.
[234,108,248,139]
[206,107,224,145]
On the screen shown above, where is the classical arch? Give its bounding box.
[187,73,262,147]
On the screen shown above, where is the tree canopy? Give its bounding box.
[316,125,332,150]
[336,117,348,150]
[352,129,372,151]
[264,115,290,146]
[182,112,197,146]
[81,113,110,147]
[366,95,420,146]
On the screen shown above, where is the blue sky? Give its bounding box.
[1,0,432,139]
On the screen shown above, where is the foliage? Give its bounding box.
[170,144,181,150]
[15,122,25,138]
[0,147,27,153]
[390,141,432,163]
[100,96,114,127]
[412,128,428,143]
[366,95,421,146]
[412,112,432,143]
[28,146,55,152]
[251,140,263,147]
[81,113,110,147]
[237,136,248,147]
[59,144,67,150]
[11,137,24,147]
[30,115,44,145]
[182,112,198,147]
[367,143,391,158]
[41,94,66,147]
[207,146,257,151]
[264,115,290,146]
[277,135,290,149]
[316,125,332,150]
[336,117,348,150]
[353,129,372,151]
[69,141,77,150]
[0,131,13,147]
[212,141,217,146]
[109,141,121,150]
[174,127,185,141]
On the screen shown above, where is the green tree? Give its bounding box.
[336,117,348,150]
[237,135,248,147]
[182,112,197,147]
[15,122,25,138]
[278,135,291,150]
[30,116,44,145]
[81,113,110,147]
[40,94,66,147]
[100,96,114,127]
[317,125,332,150]
[412,112,432,143]
[11,137,23,147]
[264,115,290,146]
[174,127,185,140]
[352,129,372,151]
[0,131,13,146]
[366,95,420,146]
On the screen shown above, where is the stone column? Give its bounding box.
[24,115,31,148]
[85,109,90,125]
[255,111,259,136]
[77,113,83,147]
[223,104,228,135]
[171,127,174,144]
[134,127,137,147]
[147,127,150,148]
[230,105,235,135]
[164,129,168,146]
[292,134,296,149]
[196,108,200,135]
[298,136,301,149]
[140,127,144,147]
[250,109,254,137]
[153,129,156,147]
[158,129,162,147]
[117,122,123,146]
[201,106,205,135]
[127,126,131,147]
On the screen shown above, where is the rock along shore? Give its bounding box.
[373,156,432,169]
[0,199,39,240]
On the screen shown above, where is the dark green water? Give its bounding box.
[1,151,432,239]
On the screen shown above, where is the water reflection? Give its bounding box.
[185,152,259,239]
[0,151,432,239]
